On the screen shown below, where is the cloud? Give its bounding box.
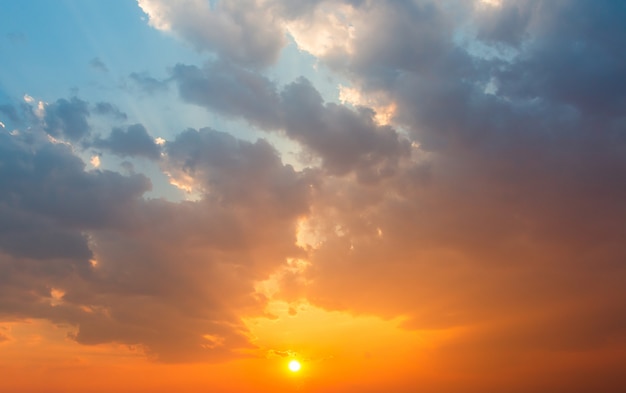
[129,72,169,94]
[137,0,286,68]
[172,61,281,129]
[6,32,27,45]
[172,61,410,180]
[93,102,128,121]
[89,57,109,73]
[93,124,161,160]
[164,127,313,216]
[0,132,151,252]
[0,104,21,123]
[492,0,626,116]
[60,127,313,362]
[280,77,410,180]
[264,0,626,367]
[0,120,314,362]
[43,97,91,141]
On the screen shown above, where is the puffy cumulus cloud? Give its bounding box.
[93,123,161,160]
[172,61,410,181]
[137,0,286,68]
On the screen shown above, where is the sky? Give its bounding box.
[0,0,625,392]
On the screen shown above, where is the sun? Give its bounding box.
[288,359,301,372]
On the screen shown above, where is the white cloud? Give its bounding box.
[284,3,356,58]
[137,0,285,68]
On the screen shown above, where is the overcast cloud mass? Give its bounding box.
[1,1,625,392]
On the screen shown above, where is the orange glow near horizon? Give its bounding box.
[2,301,626,392]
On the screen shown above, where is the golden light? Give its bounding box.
[288,359,301,373]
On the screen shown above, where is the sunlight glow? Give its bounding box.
[479,0,503,6]
[288,359,301,372]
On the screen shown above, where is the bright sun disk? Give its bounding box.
[288,359,301,372]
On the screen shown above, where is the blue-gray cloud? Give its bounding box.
[93,123,161,160]
[44,97,91,141]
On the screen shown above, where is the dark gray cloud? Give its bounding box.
[0,131,151,262]
[0,205,93,262]
[43,97,91,141]
[93,123,161,160]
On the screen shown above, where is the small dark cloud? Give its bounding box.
[89,57,109,73]
[129,72,169,94]
[93,102,127,121]
[6,32,27,44]
[93,124,161,160]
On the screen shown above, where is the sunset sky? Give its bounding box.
[1,1,625,392]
